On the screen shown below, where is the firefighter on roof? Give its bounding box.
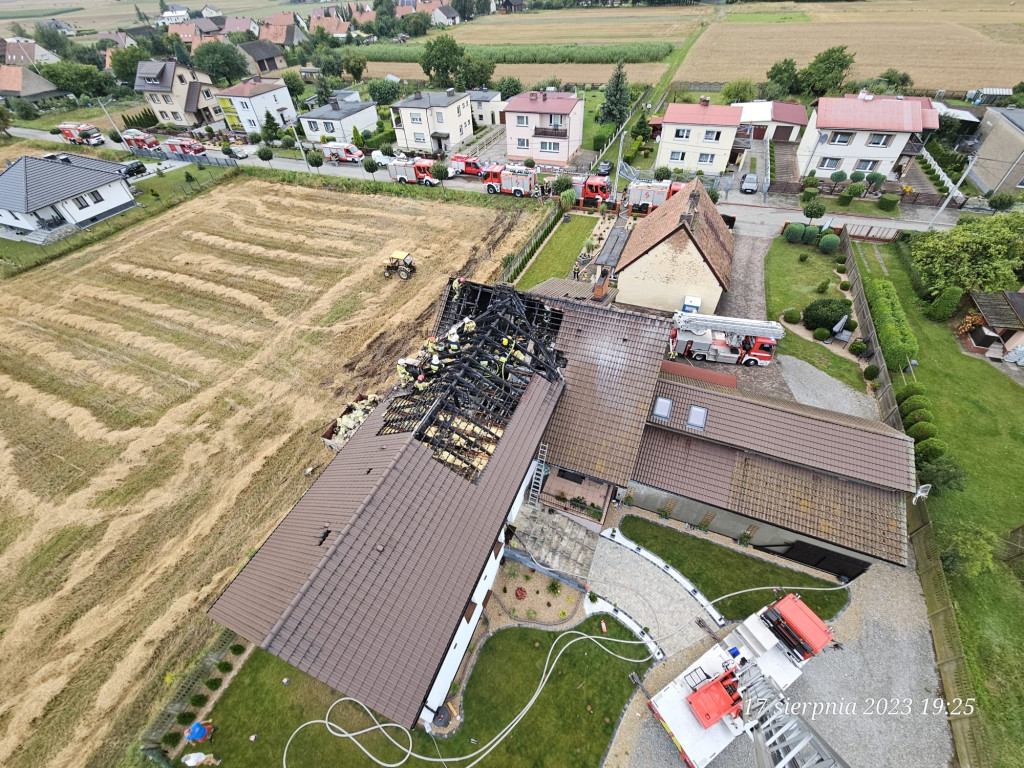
[447,328,460,353]
[452,277,465,301]
[463,317,476,336]
[426,336,440,355]
[414,374,429,391]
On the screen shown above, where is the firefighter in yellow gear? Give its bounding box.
[451,276,465,301]
[397,361,414,387]
[414,374,429,391]
[462,318,477,336]
[447,328,460,354]
[429,355,441,374]
[426,336,440,356]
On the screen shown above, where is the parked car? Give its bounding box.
[596,160,613,176]
[740,173,758,194]
[120,160,146,178]
[371,150,392,166]
[223,145,248,159]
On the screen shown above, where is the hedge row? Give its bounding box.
[593,123,616,152]
[865,279,919,372]
[360,42,674,64]
[925,286,964,321]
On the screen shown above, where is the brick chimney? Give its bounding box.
[413,89,422,99]
[328,96,339,110]
[593,267,610,300]
[699,95,710,107]
[529,91,538,100]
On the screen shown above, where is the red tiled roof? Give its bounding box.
[663,103,742,127]
[770,100,808,126]
[263,11,296,25]
[816,96,933,132]
[505,91,580,115]
[167,21,197,40]
[221,17,255,33]
[310,16,350,35]
[218,76,285,98]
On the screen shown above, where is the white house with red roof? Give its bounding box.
[504,90,583,167]
[656,99,743,175]
[731,100,808,142]
[796,93,938,180]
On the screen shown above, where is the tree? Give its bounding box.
[653,166,672,181]
[262,109,281,143]
[496,76,522,101]
[430,160,449,193]
[452,0,474,21]
[866,171,886,192]
[307,148,324,173]
[33,22,70,58]
[373,0,396,18]
[227,30,258,44]
[173,40,192,66]
[9,98,38,121]
[798,46,855,96]
[135,4,149,23]
[803,199,826,223]
[988,192,1016,211]
[341,48,367,82]
[560,189,576,212]
[419,35,464,88]
[367,78,400,105]
[315,77,332,107]
[455,54,495,91]
[282,70,305,103]
[631,111,651,143]
[916,455,967,495]
[0,105,10,136]
[363,156,379,179]
[256,145,274,164]
[912,213,1024,292]
[598,60,629,126]
[110,45,150,84]
[313,49,345,78]
[765,57,799,95]
[247,131,262,144]
[39,62,114,97]
[352,124,361,146]
[721,78,758,104]
[193,41,250,84]
[878,67,913,92]
[401,12,430,38]
[942,524,999,578]
[829,169,847,192]
[475,0,491,16]
[159,0,169,12]
[552,174,573,194]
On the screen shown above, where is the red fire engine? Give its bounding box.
[669,311,786,367]
[164,137,207,157]
[58,123,105,146]
[387,158,441,186]
[121,129,159,150]
[322,142,363,164]
[570,174,611,204]
[480,164,538,197]
[449,153,485,175]
[627,179,685,214]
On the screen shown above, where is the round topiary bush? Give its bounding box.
[915,438,947,462]
[907,422,939,442]
[813,327,831,341]
[203,677,222,691]
[899,395,932,418]
[845,319,857,331]
[863,364,880,380]
[783,222,806,243]
[896,382,927,403]
[820,227,834,236]
[799,252,810,262]
[818,233,841,254]
[840,280,851,290]
[836,193,853,206]
[878,193,900,212]
[189,693,208,708]
[800,188,819,203]
[229,643,245,655]
[216,660,233,674]
[802,177,820,188]
[849,340,867,355]
[903,408,933,429]
[783,309,801,324]
[176,711,195,726]
[815,280,830,294]
[801,225,820,244]
[802,297,851,331]
[836,264,847,273]
[162,733,182,748]
[834,253,847,265]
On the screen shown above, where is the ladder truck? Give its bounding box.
[481,164,538,197]
[58,123,105,146]
[627,179,685,214]
[670,312,786,367]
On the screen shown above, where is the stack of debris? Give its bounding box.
[320,394,380,451]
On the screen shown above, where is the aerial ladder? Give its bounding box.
[670,312,787,367]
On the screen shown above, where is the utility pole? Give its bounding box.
[98,98,130,153]
[288,119,313,176]
[611,125,627,202]
[928,152,976,229]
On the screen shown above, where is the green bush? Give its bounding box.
[592,123,615,152]
[847,181,867,197]
[849,340,867,355]
[203,677,222,691]
[801,225,820,244]
[877,193,900,211]
[849,170,866,183]
[189,693,208,708]
[988,192,1016,211]
[360,41,673,64]
[818,233,840,254]
[845,319,857,331]
[914,438,947,462]
[863,364,879,380]
[896,382,927,403]
[907,421,938,442]
[783,223,805,243]
[216,660,233,674]
[834,253,847,264]
[176,711,195,725]
[229,643,245,655]
[899,395,932,418]
[800,188,819,203]
[916,455,967,495]
[865,279,919,372]
[836,264,847,274]
[925,286,963,321]
[162,733,182,747]
[281,135,295,149]
[840,280,851,290]
[798,252,810,263]
[802,177,820,188]
[836,193,853,206]
[903,408,934,429]
[783,308,801,324]
[815,280,829,294]
[813,327,831,341]
[802,297,851,331]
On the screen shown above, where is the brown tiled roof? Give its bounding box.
[635,427,908,564]
[310,16,350,35]
[540,299,671,485]
[970,291,1024,331]
[615,182,733,291]
[648,376,917,492]
[218,76,285,98]
[210,362,564,727]
[526,277,614,304]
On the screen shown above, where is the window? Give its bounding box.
[540,140,559,153]
[476,102,482,109]
[517,138,529,149]
[549,115,562,127]
[159,111,170,119]
[463,600,477,623]
[307,120,318,131]
[818,157,840,170]
[459,125,464,136]
[240,101,250,110]
[456,105,461,116]
[674,128,690,140]
[436,111,444,123]
[163,95,173,103]
[272,94,278,103]
[89,190,103,203]
[212,106,222,115]
[178,74,186,84]
[855,159,879,172]
[410,113,422,124]
[323,122,334,132]
[703,129,721,142]
[172,112,181,121]
[203,89,212,99]
[247,118,256,127]
[144,76,158,84]
[829,131,853,145]
[669,151,684,162]
[72,196,89,210]
[652,396,673,421]
[516,115,528,127]
[698,152,715,165]
[413,132,426,143]
[867,133,892,147]
[191,71,197,80]
[686,405,708,430]
[150,94,159,104]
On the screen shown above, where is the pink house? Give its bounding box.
[504,90,583,167]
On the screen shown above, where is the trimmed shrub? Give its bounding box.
[801,225,820,244]
[281,135,295,149]
[176,711,195,725]
[203,677,222,691]
[840,280,851,290]
[863,364,880,380]
[189,693,208,708]
[798,252,810,262]
[925,286,963,321]
[903,408,934,429]
[865,279,919,372]
[229,644,245,655]
[849,170,866,183]
[802,177,820,188]
[836,193,853,206]
[917,455,967,495]
[216,660,233,674]
[813,327,831,341]
[818,233,840,254]
[800,188,819,203]
[896,382,927,403]
[836,264,847,274]
[847,181,867,197]
[849,340,867,355]
[899,395,932,418]
[162,733,182,748]
[783,309,801,324]
[820,227,834,237]
[802,297,851,331]
[783,223,805,243]
[815,280,829,294]
[834,253,848,265]
[907,422,939,442]
[877,193,900,211]
[988,192,1016,211]
[845,319,857,331]
[914,438,947,462]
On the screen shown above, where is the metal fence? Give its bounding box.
[129,146,237,168]
[499,203,563,284]
[670,81,725,93]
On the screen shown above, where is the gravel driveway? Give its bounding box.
[778,354,879,420]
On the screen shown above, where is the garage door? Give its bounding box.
[753,124,767,140]
[774,126,792,141]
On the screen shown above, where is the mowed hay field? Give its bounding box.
[0,178,542,768]
[365,61,670,86]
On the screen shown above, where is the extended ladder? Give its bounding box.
[527,443,548,509]
[672,312,786,341]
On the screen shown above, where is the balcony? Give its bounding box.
[534,126,568,139]
[538,471,614,525]
[902,134,924,156]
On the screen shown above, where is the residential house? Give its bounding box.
[610,182,733,314]
[504,90,583,167]
[0,154,137,238]
[966,290,1024,362]
[795,93,937,180]
[500,0,524,12]
[968,107,1024,194]
[3,38,61,66]
[731,100,808,142]
[391,88,472,153]
[309,16,351,38]
[39,18,75,35]
[259,23,307,47]
[201,4,222,17]
[237,40,286,75]
[395,3,418,18]
[0,64,67,103]
[221,17,259,36]
[263,11,307,30]
[311,5,344,18]
[433,5,460,25]
[98,31,137,48]
[299,96,377,142]
[133,60,221,127]
[156,5,191,26]
[303,88,359,109]
[417,0,443,16]
[350,5,376,24]
[656,99,743,175]
[217,75,296,134]
[468,88,505,127]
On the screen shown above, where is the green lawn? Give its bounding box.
[863,245,1024,767]
[822,198,901,219]
[516,214,598,290]
[619,517,848,620]
[205,616,649,768]
[581,89,606,153]
[10,98,145,131]
[763,237,866,391]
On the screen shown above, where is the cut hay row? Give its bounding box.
[161,251,319,293]
[181,230,346,270]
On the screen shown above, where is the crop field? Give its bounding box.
[361,41,673,64]
[365,61,670,87]
[0,178,543,768]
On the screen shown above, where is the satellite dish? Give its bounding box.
[912,484,932,505]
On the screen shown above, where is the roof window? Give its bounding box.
[652,396,673,421]
[686,405,708,431]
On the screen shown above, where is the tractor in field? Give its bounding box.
[383,251,416,279]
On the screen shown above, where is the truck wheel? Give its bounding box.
[397,267,411,280]
[382,268,393,278]
[743,358,759,367]
[487,185,497,194]
[640,203,650,214]
[692,353,707,362]
[398,177,407,183]
[513,188,524,197]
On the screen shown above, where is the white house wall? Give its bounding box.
[300,105,377,141]
[656,122,737,175]
[53,179,135,227]
[795,109,912,179]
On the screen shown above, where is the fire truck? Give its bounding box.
[669,312,785,367]
[627,179,685,214]
[643,594,846,768]
[58,123,105,146]
[121,129,159,150]
[570,174,611,204]
[449,153,485,175]
[164,137,207,157]
[387,158,440,186]
[323,142,363,164]
[481,164,538,197]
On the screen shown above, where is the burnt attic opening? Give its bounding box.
[379,285,565,483]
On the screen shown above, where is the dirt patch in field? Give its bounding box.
[0,177,543,768]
